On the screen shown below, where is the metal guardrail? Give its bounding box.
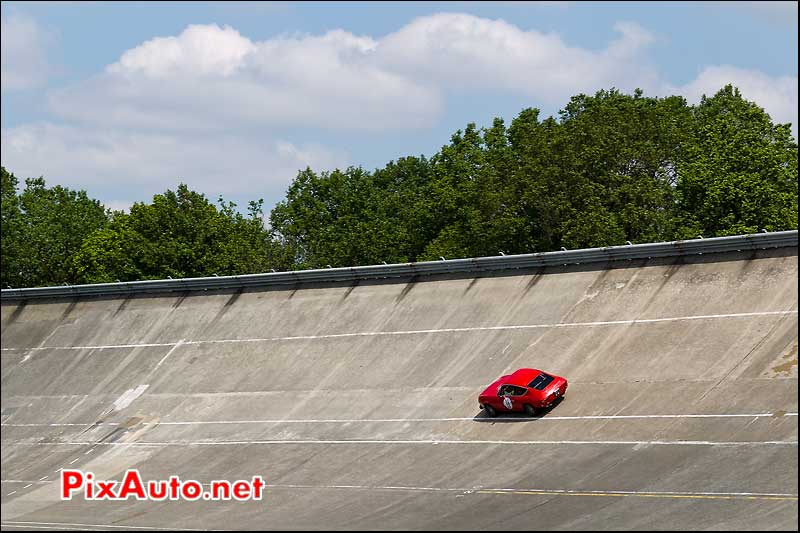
[1,231,796,301]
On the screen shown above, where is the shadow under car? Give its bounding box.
[472,396,565,423]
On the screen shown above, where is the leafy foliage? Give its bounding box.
[1,168,109,288]
[72,184,285,284]
[674,85,798,237]
[271,85,796,267]
[2,85,797,287]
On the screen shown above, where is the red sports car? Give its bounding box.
[478,368,568,417]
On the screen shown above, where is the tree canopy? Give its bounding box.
[270,85,796,268]
[71,184,287,283]
[2,167,109,288]
[2,84,797,288]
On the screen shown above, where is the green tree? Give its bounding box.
[271,84,796,267]
[675,84,798,237]
[70,216,152,283]
[507,110,568,252]
[420,123,487,260]
[1,167,23,288]
[370,155,435,263]
[73,184,282,283]
[419,120,532,260]
[554,88,691,248]
[1,170,109,288]
[271,158,439,269]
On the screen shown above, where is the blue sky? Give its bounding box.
[1,1,797,214]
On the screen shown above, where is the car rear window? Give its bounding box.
[528,373,555,390]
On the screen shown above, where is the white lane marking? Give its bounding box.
[6,491,17,495]
[68,458,79,464]
[2,480,795,499]
[38,476,48,481]
[2,422,121,427]
[9,439,797,447]
[2,412,796,427]
[0,521,212,531]
[0,526,108,531]
[152,413,798,425]
[22,484,32,489]
[2,310,796,351]
[152,339,184,372]
[270,483,798,498]
[1,342,173,352]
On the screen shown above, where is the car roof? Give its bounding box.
[502,368,542,387]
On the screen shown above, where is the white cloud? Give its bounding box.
[48,23,442,132]
[1,12,53,90]
[46,15,666,133]
[374,14,660,102]
[8,14,797,136]
[0,122,349,209]
[108,23,255,78]
[668,65,798,137]
[3,13,796,215]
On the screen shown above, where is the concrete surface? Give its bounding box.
[1,248,797,530]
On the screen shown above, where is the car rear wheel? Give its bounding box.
[483,404,498,417]
[523,404,537,416]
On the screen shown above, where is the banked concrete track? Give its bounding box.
[1,246,797,530]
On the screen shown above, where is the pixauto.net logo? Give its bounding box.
[61,469,266,501]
